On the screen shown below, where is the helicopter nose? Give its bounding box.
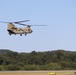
[31,30,33,33]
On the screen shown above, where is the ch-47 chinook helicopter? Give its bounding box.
[0,20,46,36]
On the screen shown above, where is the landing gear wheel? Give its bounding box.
[20,34,22,36]
[8,33,11,35]
[25,34,27,36]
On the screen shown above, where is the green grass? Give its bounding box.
[0,70,76,75]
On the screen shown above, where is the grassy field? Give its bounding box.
[0,70,76,75]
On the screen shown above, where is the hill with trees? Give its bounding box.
[0,49,12,54]
[0,49,76,70]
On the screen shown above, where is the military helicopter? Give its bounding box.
[0,20,46,36]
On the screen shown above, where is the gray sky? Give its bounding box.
[0,0,76,52]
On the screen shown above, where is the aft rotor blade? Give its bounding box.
[0,21,10,23]
[14,20,30,23]
[0,20,30,24]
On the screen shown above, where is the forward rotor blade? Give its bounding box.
[15,23,27,26]
[16,23,47,26]
[29,25,47,26]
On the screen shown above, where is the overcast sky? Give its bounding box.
[0,0,76,52]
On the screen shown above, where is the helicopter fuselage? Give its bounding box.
[7,23,33,36]
[0,20,46,36]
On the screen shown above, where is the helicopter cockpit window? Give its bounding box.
[28,29,30,31]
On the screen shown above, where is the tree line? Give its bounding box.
[0,49,76,70]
